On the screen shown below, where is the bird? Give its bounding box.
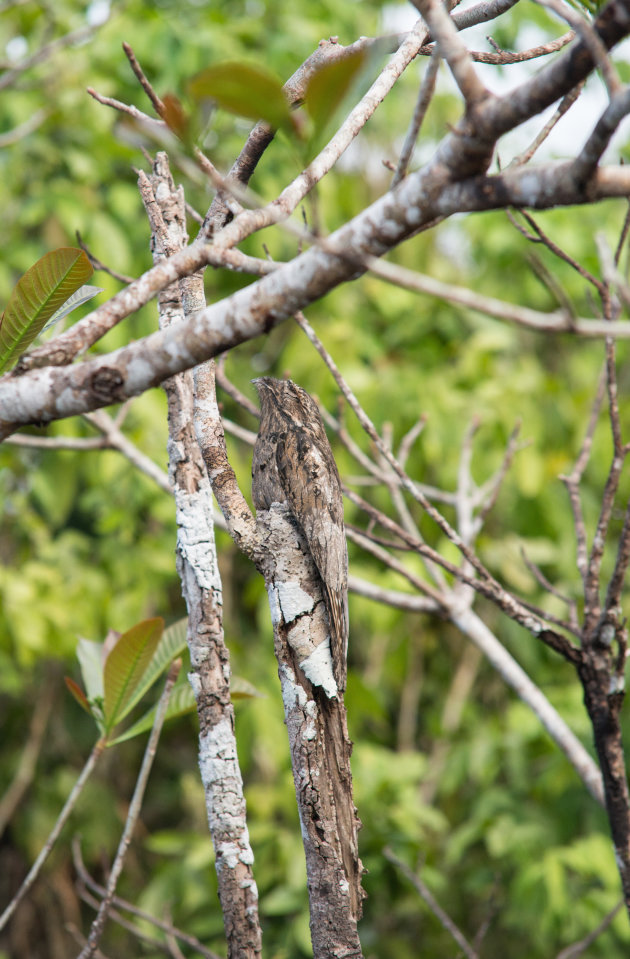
[252,377,348,692]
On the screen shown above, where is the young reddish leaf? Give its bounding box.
[65,676,92,715]
[303,49,367,136]
[0,248,93,372]
[188,61,293,132]
[103,617,164,730]
[161,92,190,141]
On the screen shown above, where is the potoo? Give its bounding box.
[252,377,348,692]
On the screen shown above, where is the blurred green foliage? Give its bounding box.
[2,1,630,957]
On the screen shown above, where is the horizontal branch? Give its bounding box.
[367,257,625,336]
[2,159,629,439]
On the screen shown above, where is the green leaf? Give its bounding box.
[108,680,196,745]
[43,284,104,331]
[0,248,93,372]
[303,49,367,139]
[231,675,265,700]
[188,61,293,132]
[103,617,164,730]
[114,616,188,719]
[77,638,105,705]
[107,671,263,746]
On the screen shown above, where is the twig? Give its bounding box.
[347,526,444,605]
[5,432,107,451]
[76,232,135,284]
[398,418,427,469]
[84,410,172,494]
[509,82,584,168]
[418,0,490,107]
[510,209,605,297]
[555,900,624,959]
[596,230,630,309]
[384,847,478,959]
[420,29,574,65]
[72,839,222,959]
[77,660,181,958]
[0,678,56,837]
[391,49,441,186]
[215,360,260,419]
[559,363,607,585]
[77,884,169,954]
[365,255,616,336]
[520,547,579,629]
[0,738,106,932]
[536,0,620,97]
[86,86,164,126]
[572,87,630,186]
[347,572,437,612]
[614,200,630,266]
[0,23,97,91]
[474,421,521,533]
[0,108,47,147]
[582,338,626,629]
[122,41,166,117]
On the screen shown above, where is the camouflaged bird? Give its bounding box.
[252,377,348,693]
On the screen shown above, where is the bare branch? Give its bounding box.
[392,49,441,186]
[0,680,56,838]
[347,571,438,612]
[508,82,584,168]
[536,0,621,97]
[0,108,47,147]
[416,0,491,107]
[510,209,605,295]
[78,662,180,958]
[572,87,630,186]
[347,526,445,605]
[0,739,106,932]
[559,363,607,585]
[366,251,618,337]
[84,409,172,493]
[122,41,166,117]
[555,900,624,959]
[384,847,479,959]
[72,841,223,959]
[0,23,97,91]
[76,231,136,284]
[86,86,165,126]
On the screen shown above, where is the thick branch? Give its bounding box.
[4,161,630,439]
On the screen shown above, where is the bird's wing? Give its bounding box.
[276,426,349,670]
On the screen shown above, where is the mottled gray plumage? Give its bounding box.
[252,377,348,691]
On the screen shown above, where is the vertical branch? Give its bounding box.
[140,153,262,958]
[193,380,365,958]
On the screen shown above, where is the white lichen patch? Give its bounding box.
[176,491,221,591]
[299,639,338,699]
[515,173,539,207]
[198,717,241,784]
[279,662,308,712]
[217,839,255,870]
[197,719,255,868]
[276,580,315,623]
